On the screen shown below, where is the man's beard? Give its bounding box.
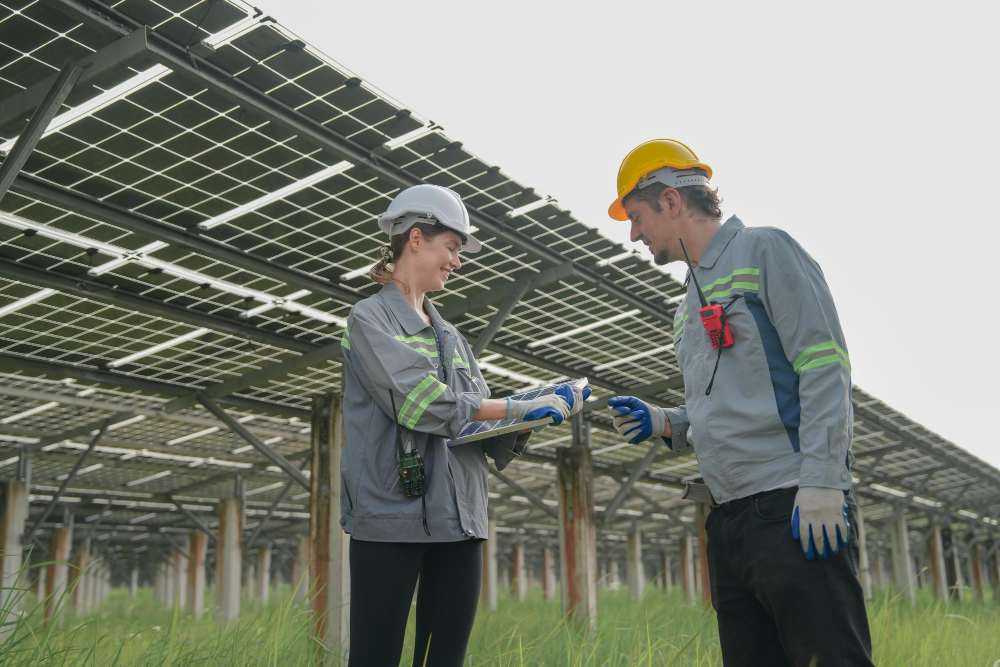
[653,249,670,265]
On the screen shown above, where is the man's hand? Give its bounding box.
[791,487,850,560]
[607,396,667,444]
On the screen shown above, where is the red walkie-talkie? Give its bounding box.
[680,239,734,349]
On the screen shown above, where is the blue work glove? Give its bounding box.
[791,487,851,560]
[508,384,592,426]
[607,396,666,444]
[557,384,592,417]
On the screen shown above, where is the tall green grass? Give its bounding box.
[2,576,998,665]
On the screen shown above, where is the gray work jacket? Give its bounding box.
[339,282,528,542]
[665,216,854,503]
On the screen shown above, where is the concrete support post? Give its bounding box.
[217,497,242,624]
[244,562,256,602]
[609,560,620,591]
[174,548,189,612]
[36,560,47,601]
[662,552,673,595]
[481,511,497,610]
[696,503,711,604]
[310,393,350,653]
[942,526,964,601]
[188,532,207,618]
[292,535,310,604]
[855,504,873,600]
[889,515,915,606]
[926,525,949,602]
[256,546,271,605]
[166,550,178,609]
[71,540,89,615]
[680,536,696,602]
[511,543,526,601]
[130,566,138,598]
[970,542,986,602]
[542,546,556,601]
[626,524,644,601]
[1,480,28,637]
[556,418,598,631]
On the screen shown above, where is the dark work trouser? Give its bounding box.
[348,538,482,667]
[705,487,875,667]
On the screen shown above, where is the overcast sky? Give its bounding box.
[255,1,1000,467]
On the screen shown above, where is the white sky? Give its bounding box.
[256,1,1000,467]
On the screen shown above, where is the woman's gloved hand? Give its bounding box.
[507,393,570,424]
[791,486,851,560]
[558,384,592,417]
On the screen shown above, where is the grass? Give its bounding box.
[2,576,998,665]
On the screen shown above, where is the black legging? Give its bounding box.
[348,538,483,667]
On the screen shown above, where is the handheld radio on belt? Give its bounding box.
[389,391,430,535]
[389,393,426,497]
[680,239,734,349]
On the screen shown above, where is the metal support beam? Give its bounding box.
[0,258,314,354]
[471,279,532,357]
[0,62,82,201]
[24,419,110,543]
[168,497,217,543]
[0,28,148,129]
[489,467,558,519]
[39,4,675,330]
[601,437,667,527]
[245,479,294,548]
[0,353,309,420]
[197,392,310,490]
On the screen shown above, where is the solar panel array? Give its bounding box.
[0,0,996,576]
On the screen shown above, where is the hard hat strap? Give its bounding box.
[636,166,711,192]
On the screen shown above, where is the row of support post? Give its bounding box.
[7,390,1000,662]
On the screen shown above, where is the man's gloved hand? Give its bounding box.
[791,487,850,560]
[607,396,666,444]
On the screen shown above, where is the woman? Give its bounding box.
[340,184,588,666]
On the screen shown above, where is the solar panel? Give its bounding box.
[453,377,588,444]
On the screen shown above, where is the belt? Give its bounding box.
[714,485,798,513]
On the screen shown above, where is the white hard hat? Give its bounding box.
[378,184,482,253]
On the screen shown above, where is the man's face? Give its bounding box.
[624,194,676,266]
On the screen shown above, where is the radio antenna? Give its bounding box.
[679,239,709,308]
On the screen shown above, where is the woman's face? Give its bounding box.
[411,228,463,292]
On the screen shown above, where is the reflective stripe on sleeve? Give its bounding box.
[398,374,448,427]
[793,341,851,373]
[340,328,350,350]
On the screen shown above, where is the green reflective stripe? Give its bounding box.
[798,354,851,373]
[672,324,684,339]
[395,333,436,345]
[405,380,447,429]
[398,375,438,424]
[793,341,850,372]
[704,281,759,301]
[411,346,439,358]
[701,267,760,292]
[452,354,466,367]
[340,328,350,350]
[674,314,688,329]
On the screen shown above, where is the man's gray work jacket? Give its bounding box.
[340,282,528,542]
[665,216,854,503]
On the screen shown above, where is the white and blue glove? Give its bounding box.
[791,487,850,560]
[607,396,666,444]
[507,384,592,426]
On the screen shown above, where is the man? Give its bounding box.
[606,139,874,666]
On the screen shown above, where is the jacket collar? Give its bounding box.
[696,215,744,270]
[378,283,448,336]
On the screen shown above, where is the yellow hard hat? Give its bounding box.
[608,139,713,221]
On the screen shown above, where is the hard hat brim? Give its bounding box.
[379,216,482,253]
